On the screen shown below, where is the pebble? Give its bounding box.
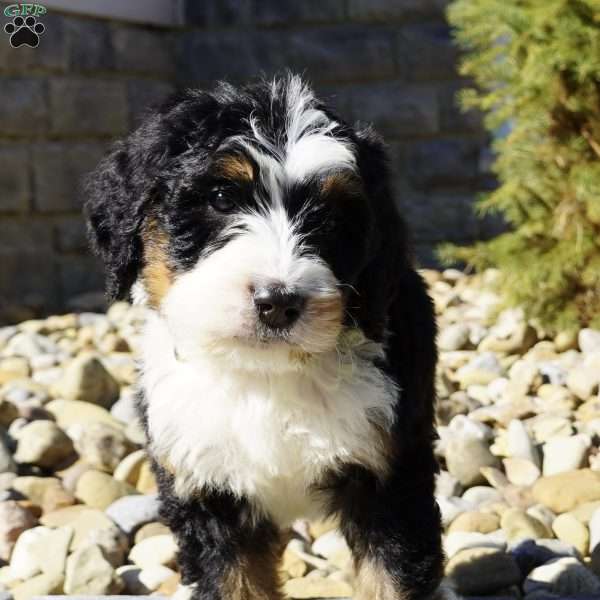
[543,434,591,476]
[448,511,500,534]
[10,572,63,600]
[113,448,147,485]
[11,476,75,513]
[503,457,541,486]
[445,547,521,595]
[589,507,600,552]
[14,420,75,471]
[129,534,178,568]
[524,556,600,595]
[105,493,160,535]
[0,501,37,562]
[552,513,589,556]
[52,353,120,408]
[445,437,499,487]
[444,531,506,558]
[438,323,471,351]
[75,470,137,510]
[579,329,600,354]
[74,422,132,473]
[284,574,353,599]
[501,508,551,541]
[64,543,121,594]
[45,399,123,429]
[506,419,540,467]
[532,469,600,513]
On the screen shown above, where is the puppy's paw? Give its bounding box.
[172,583,195,600]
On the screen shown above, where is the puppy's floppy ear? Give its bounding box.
[84,138,156,301]
[350,125,412,340]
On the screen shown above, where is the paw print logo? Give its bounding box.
[4,15,45,48]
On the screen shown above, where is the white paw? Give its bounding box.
[172,583,195,600]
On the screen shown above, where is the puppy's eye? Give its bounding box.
[209,187,236,213]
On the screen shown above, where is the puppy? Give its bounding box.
[85,74,445,600]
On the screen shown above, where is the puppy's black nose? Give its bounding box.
[254,286,305,330]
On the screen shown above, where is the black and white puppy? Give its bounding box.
[85,74,446,600]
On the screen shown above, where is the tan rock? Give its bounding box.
[134,521,171,544]
[448,511,500,534]
[14,421,75,468]
[129,534,178,569]
[64,543,121,594]
[75,470,137,510]
[136,460,157,493]
[283,575,353,599]
[503,457,541,486]
[45,399,123,429]
[11,476,75,513]
[113,449,146,485]
[552,513,589,556]
[500,507,551,541]
[0,500,37,562]
[532,469,600,513]
[11,572,63,600]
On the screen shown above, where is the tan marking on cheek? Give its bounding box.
[216,154,255,182]
[142,223,173,309]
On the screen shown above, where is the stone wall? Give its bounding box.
[0,0,494,321]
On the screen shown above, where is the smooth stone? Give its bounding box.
[532,417,574,443]
[507,420,540,467]
[511,539,580,578]
[117,564,176,594]
[438,323,471,351]
[462,486,503,506]
[10,572,63,600]
[45,399,123,429]
[589,507,600,552]
[524,557,600,595]
[134,522,171,544]
[445,437,500,487]
[113,449,147,485]
[527,505,557,530]
[437,496,474,527]
[0,501,37,562]
[64,543,121,594]
[532,469,600,513]
[552,513,589,556]
[504,458,541,487]
[445,547,521,595]
[455,352,504,388]
[74,422,132,473]
[75,470,137,510]
[311,529,348,560]
[569,501,600,525]
[110,389,139,424]
[11,476,75,513]
[52,353,120,408]
[105,494,160,535]
[566,365,600,400]
[579,329,600,354]
[129,534,177,569]
[28,526,73,579]
[9,526,54,579]
[283,575,353,598]
[447,414,494,441]
[448,511,500,534]
[501,508,552,541]
[577,398,600,423]
[542,434,591,476]
[444,531,506,559]
[15,421,73,468]
[281,547,308,580]
[135,460,157,493]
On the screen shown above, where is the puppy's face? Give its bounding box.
[86,76,402,370]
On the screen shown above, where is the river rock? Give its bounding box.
[532,469,600,513]
[75,470,137,510]
[0,501,37,561]
[129,534,178,569]
[524,556,600,595]
[445,547,521,595]
[53,353,120,408]
[552,513,589,556]
[448,511,500,534]
[64,543,122,594]
[74,422,132,473]
[503,458,541,486]
[284,574,353,598]
[105,493,160,535]
[501,508,551,541]
[14,421,74,468]
[543,434,591,476]
[445,437,500,487]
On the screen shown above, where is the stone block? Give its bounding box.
[397,23,458,81]
[180,28,395,85]
[254,0,346,26]
[407,138,481,189]
[0,145,30,213]
[66,18,115,72]
[55,216,89,253]
[184,0,252,27]
[0,78,49,136]
[49,78,128,136]
[343,83,439,137]
[112,26,175,78]
[33,142,108,213]
[127,80,176,127]
[399,193,479,243]
[58,256,104,301]
[348,0,446,22]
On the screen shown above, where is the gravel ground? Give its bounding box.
[1,268,600,599]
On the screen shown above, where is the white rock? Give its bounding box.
[311,529,348,559]
[437,496,474,527]
[64,543,120,594]
[542,434,591,476]
[524,556,600,595]
[129,534,178,569]
[444,531,506,559]
[9,526,53,580]
[438,323,471,351]
[448,414,494,441]
[579,329,600,354]
[589,507,600,552]
[503,457,541,487]
[462,486,502,507]
[507,419,540,467]
[436,471,462,498]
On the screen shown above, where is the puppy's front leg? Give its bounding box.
[323,458,444,600]
[157,474,283,600]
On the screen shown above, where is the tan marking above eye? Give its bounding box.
[216,154,255,182]
[321,171,362,198]
[141,221,173,309]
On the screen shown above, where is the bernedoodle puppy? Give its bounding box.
[85,74,449,600]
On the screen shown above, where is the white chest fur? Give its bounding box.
[140,313,398,526]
